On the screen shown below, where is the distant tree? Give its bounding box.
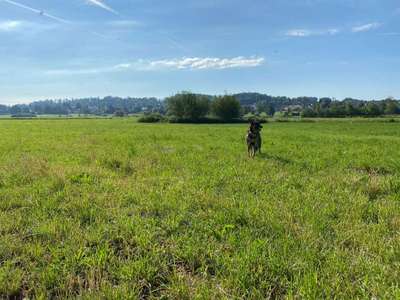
[329,102,346,117]
[166,92,210,120]
[0,104,9,115]
[384,99,399,115]
[319,97,332,109]
[345,102,358,116]
[301,107,317,117]
[365,102,382,116]
[256,101,275,116]
[241,105,255,115]
[10,105,22,115]
[211,95,241,120]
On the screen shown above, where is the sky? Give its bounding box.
[0,0,399,104]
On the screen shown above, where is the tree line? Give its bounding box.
[157,93,400,121]
[0,96,162,116]
[1,93,399,118]
[300,98,400,117]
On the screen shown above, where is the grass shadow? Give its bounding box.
[258,153,292,165]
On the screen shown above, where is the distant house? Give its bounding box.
[282,105,303,116]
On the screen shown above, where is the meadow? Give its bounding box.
[0,118,399,299]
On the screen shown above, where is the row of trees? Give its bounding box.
[165,93,400,121]
[301,98,400,118]
[236,93,318,112]
[0,97,163,116]
[166,93,241,121]
[1,93,399,118]
[0,93,320,116]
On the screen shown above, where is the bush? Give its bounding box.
[114,110,125,117]
[274,111,288,118]
[243,113,256,121]
[138,113,165,123]
[301,108,317,118]
[243,113,268,123]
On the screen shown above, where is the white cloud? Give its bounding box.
[352,22,381,33]
[86,0,118,15]
[286,28,339,37]
[149,57,265,70]
[45,56,265,75]
[0,20,23,31]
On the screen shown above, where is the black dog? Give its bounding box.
[246,120,262,157]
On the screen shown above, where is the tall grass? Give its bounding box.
[0,119,399,299]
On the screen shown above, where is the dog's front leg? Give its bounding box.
[257,136,262,154]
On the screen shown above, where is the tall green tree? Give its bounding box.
[365,102,382,116]
[384,99,399,115]
[345,102,358,116]
[166,92,210,120]
[211,95,241,120]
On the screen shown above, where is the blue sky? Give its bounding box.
[0,0,399,104]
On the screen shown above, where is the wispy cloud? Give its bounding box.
[2,0,120,38]
[86,0,118,15]
[352,22,381,33]
[3,0,69,23]
[286,23,382,37]
[0,20,54,33]
[0,20,23,31]
[286,28,339,37]
[45,56,265,75]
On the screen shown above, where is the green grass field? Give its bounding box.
[0,119,399,299]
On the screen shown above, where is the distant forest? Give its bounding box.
[1,93,399,117]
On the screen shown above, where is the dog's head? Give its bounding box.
[249,120,262,132]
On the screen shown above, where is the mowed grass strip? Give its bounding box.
[0,119,399,299]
